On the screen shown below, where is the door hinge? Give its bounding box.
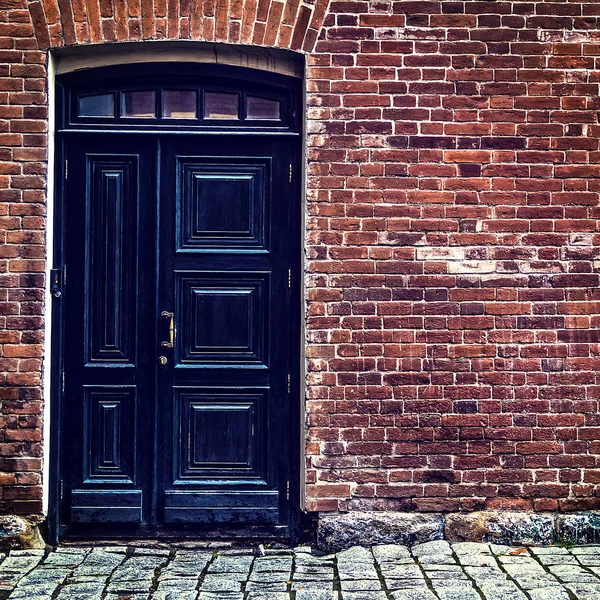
[287,373,291,394]
[289,163,292,184]
[64,159,68,180]
[61,371,65,394]
[59,480,64,501]
[286,480,290,501]
[288,268,292,289]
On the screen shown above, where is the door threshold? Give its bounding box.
[59,523,291,544]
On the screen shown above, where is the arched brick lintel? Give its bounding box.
[26,0,329,53]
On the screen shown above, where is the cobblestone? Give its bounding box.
[3,543,600,598]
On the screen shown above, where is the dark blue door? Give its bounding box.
[60,133,296,535]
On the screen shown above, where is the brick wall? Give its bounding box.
[305,0,600,513]
[0,1,47,518]
[2,0,600,519]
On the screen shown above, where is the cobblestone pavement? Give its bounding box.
[2,540,600,599]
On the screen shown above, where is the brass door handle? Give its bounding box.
[160,311,175,348]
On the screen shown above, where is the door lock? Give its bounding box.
[159,356,168,366]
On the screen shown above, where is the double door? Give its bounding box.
[59,133,297,535]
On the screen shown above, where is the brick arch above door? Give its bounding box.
[27,0,329,52]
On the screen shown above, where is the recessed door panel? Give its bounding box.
[84,386,135,483]
[178,160,269,251]
[177,273,268,365]
[174,389,266,481]
[85,157,137,365]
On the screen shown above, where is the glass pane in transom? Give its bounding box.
[246,96,281,120]
[204,92,239,120]
[121,90,156,118]
[78,93,115,117]
[163,90,197,119]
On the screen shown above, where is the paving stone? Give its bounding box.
[503,564,546,580]
[294,565,334,576]
[134,548,172,557]
[77,549,124,573]
[245,581,289,591]
[435,588,482,600]
[499,555,537,565]
[198,593,242,600]
[199,575,243,591]
[565,584,600,600]
[153,592,197,600]
[549,565,599,583]
[248,570,290,582]
[339,579,382,591]
[337,565,379,579]
[391,589,438,600]
[292,580,334,591]
[372,544,411,563]
[0,554,43,572]
[478,581,528,600]
[420,554,458,564]
[571,547,600,555]
[537,554,579,565]
[342,592,388,600]
[577,557,600,566]
[458,554,497,567]
[246,593,290,600]
[56,581,105,600]
[295,554,335,566]
[515,576,564,590]
[386,577,431,590]
[7,550,45,557]
[295,591,337,600]
[412,540,453,557]
[530,547,570,555]
[426,569,469,579]
[337,546,374,563]
[528,589,571,600]
[490,545,522,556]
[208,555,253,573]
[252,556,293,571]
[423,564,467,574]
[452,542,491,554]
[431,581,474,591]
[155,577,198,591]
[93,546,128,554]
[41,552,87,568]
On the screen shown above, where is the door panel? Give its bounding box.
[86,158,137,364]
[60,133,295,535]
[83,386,135,482]
[177,273,268,365]
[178,159,268,251]
[173,388,266,479]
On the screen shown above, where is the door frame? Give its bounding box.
[48,62,305,543]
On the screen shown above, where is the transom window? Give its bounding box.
[74,86,283,123]
[59,64,299,133]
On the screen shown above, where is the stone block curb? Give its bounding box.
[317,511,600,552]
[0,515,45,550]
